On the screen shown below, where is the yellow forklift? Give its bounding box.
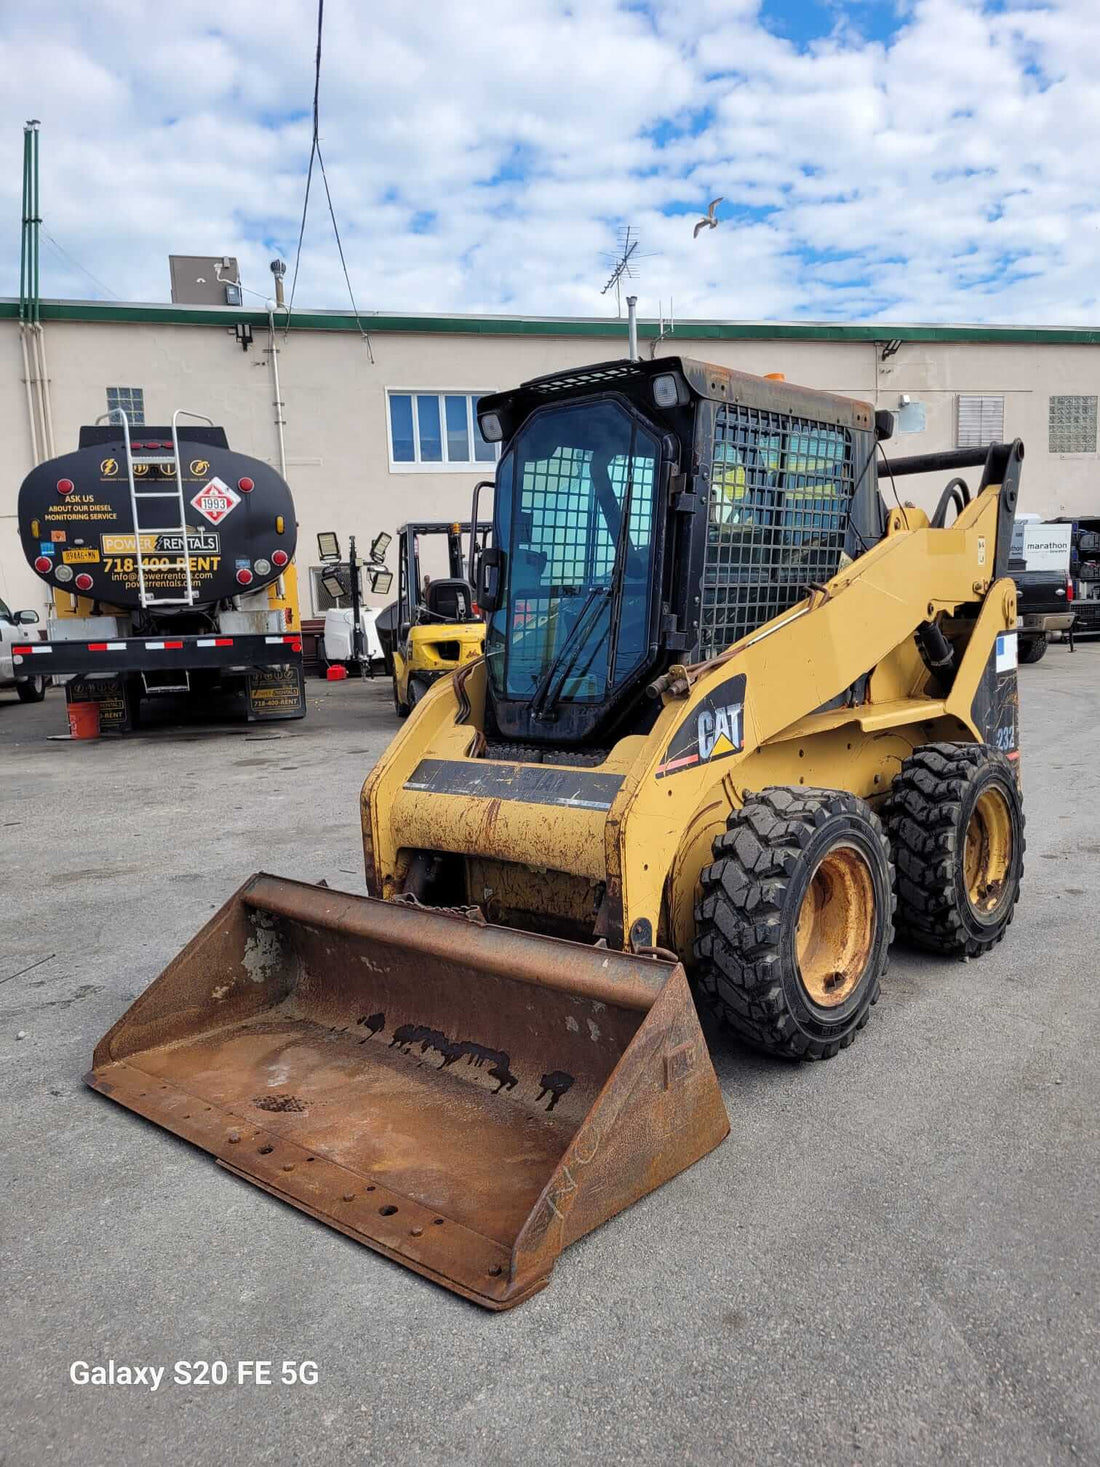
[389,518,491,715]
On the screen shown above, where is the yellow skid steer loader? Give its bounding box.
[89,358,1026,1309]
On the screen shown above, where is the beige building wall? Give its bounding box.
[3,309,1098,613]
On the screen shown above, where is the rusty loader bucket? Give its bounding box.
[87,875,728,1309]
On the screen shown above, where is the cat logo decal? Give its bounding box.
[655,673,746,778]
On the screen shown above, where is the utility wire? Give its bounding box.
[286,0,374,361]
[876,439,907,522]
[41,229,119,300]
[315,140,373,361]
[286,4,321,322]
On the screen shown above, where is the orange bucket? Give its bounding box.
[326,665,348,681]
[67,701,101,740]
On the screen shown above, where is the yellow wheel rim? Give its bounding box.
[964,787,1013,914]
[795,845,876,1008]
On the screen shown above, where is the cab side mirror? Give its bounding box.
[477,546,505,613]
[15,609,39,624]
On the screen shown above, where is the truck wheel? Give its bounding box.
[882,743,1024,958]
[392,674,410,718]
[1018,635,1048,664]
[16,676,46,703]
[693,787,895,1060]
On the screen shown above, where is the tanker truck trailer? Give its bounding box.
[15,411,305,730]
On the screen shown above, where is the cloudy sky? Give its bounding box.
[1,0,1096,324]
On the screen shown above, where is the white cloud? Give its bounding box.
[0,0,1098,323]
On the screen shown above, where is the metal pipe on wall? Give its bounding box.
[19,327,40,466]
[33,326,55,460]
[267,305,289,481]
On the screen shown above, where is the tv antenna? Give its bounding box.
[651,299,675,358]
[600,226,653,317]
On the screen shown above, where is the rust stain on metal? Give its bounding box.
[86,873,729,1310]
[253,1094,307,1113]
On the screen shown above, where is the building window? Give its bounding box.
[106,386,145,425]
[1049,395,1097,454]
[387,391,500,471]
[956,395,1003,448]
[308,564,363,616]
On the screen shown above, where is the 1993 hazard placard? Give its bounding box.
[191,477,241,526]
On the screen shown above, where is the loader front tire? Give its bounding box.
[693,788,895,1060]
[1018,634,1048,664]
[882,743,1024,957]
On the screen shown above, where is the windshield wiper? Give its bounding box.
[529,585,610,719]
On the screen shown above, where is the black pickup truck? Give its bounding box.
[1060,518,1100,634]
[1009,520,1074,664]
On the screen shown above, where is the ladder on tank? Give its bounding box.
[99,406,216,609]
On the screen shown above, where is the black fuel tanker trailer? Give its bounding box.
[15,417,305,729]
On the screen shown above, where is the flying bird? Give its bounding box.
[693,198,723,238]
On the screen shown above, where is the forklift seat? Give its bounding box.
[426,578,475,622]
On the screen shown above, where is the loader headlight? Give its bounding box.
[478,411,503,443]
[652,373,685,409]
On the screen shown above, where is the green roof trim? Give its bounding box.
[3,297,1100,345]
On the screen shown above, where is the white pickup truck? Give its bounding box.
[0,596,46,703]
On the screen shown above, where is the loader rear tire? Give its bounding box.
[693,788,895,1060]
[882,743,1024,957]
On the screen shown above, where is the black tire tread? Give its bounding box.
[16,677,46,703]
[693,786,894,1061]
[881,741,1024,957]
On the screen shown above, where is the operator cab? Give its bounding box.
[475,357,886,750]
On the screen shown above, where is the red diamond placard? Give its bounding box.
[191,476,241,526]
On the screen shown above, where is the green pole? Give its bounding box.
[19,125,30,323]
[29,121,40,326]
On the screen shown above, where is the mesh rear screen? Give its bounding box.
[702,404,854,656]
